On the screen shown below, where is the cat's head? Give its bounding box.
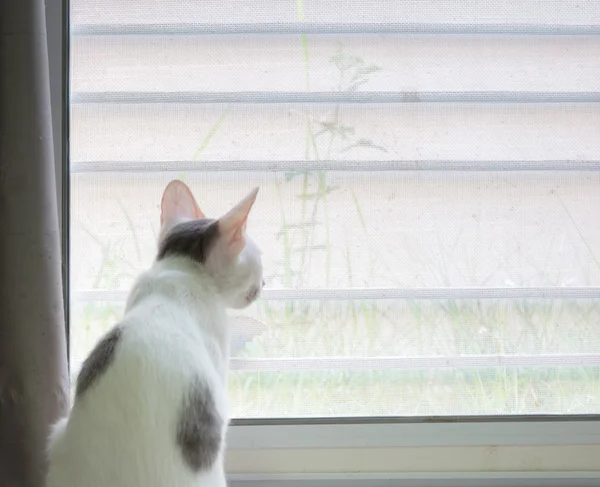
[157,180,264,309]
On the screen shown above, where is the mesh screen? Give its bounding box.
[69,0,600,418]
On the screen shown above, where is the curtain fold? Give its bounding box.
[0,1,70,486]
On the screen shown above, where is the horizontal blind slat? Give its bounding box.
[228,354,600,371]
[70,160,600,174]
[71,35,600,95]
[70,0,600,31]
[70,172,600,291]
[69,354,600,375]
[70,92,600,104]
[70,104,600,163]
[71,22,600,36]
[71,287,600,303]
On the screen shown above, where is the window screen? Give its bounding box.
[69,0,600,418]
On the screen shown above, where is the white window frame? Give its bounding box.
[49,1,600,485]
[225,418,600,486]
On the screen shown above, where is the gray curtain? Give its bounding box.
[0,0,70,486]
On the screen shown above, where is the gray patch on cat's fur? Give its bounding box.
[75,325,122,398]
[176,379,223,472]
[157,218,219,264]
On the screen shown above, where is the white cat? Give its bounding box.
[46,180,264,487]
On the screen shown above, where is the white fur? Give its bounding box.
[46,183,263,487]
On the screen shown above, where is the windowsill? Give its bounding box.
[226,472,600,487]
[225,418,600,486]
[227,416,600,448]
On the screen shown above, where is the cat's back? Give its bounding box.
[46,294,228,487]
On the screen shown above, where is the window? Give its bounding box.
[67,0,600,484]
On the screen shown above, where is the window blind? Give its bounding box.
[69,0,600,418]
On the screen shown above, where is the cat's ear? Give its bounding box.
[160,180,205,226]
[218,187,259,258]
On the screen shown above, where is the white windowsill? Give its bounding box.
[226,472,600,487]
[227,417,600,449]
[225,419,600,485]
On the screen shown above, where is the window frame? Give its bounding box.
[54,1,600,484]
[48,0,71,362]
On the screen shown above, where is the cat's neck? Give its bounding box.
[124,256,230,372]
[125,255,227,328]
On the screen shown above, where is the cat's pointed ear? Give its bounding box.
[218,187,259,258]
[160,180,205,226]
